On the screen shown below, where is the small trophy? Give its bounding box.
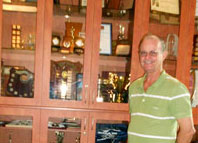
[11,24,21,49]
[55,131,65,143]
[115,24,131,56]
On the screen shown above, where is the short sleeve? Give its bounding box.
[169,94,192,119]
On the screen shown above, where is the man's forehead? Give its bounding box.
[140,38,161,50]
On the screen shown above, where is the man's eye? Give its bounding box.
[140,52,147,56]
[150,51,158,56]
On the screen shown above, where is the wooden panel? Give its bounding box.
[82,0,95,105]
[0,0,2,92]
[34,0,45,105]
[193,107,198,125]
[89,0,102,105]
[149,23,179,40]
[130,0,150,81]
[0,127,32,143]
[176,0,196,87]
[107,0,120,9]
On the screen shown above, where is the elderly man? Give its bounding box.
[128,34,195,143]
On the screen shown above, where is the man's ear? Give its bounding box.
[162,50,168,61]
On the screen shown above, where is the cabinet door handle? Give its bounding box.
[91,118,95,130]
[84,84,88,104]
[84,89,87,104]
[92,91,95,104]
[84,118,87,130]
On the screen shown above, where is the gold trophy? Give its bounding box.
[115,24,131,56]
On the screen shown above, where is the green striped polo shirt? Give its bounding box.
[128,70,192,143]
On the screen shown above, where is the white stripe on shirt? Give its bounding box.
[131,112,175,120]
[128,131,176,140]
[130,93,190,100]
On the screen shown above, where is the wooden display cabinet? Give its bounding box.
[42,0,131,111]
[0,0,197,142]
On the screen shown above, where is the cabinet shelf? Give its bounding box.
[48,127,80,133]
[0,126,32,129]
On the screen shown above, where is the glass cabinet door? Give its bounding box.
[89,0,134,110]
[0,0,44,105]
[149,2,180,77]
[0,107,40,143]
[42,0,93,108]
[40,109,88,143]
[89,111,129,143]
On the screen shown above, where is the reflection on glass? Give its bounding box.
[1,1,37,98]
[97,72,130,103]
[48,117,81,143]
[97,0,133,104]
[50,60,83,100]
[50,1,86,101]
[0,115,32,143]
[96,120,128,143]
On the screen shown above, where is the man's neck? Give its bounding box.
[144,70,162,91]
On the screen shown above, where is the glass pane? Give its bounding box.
[193,1,198,65]
[95,120,128,143]
[48,117,81,143]
[149,2,180,77]
[192,34,198,65]
[0,115,32,143]
[1,0,37,98]
[50,1,86,101]
[96,0,133,103]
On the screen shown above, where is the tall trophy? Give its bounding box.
[115,24,131,56]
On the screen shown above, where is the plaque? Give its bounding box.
[6,67,34,98]
[115,40,131,56]
[50,60,82,100]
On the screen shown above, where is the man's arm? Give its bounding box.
[176,117,195,143]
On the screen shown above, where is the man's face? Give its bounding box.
[139,38,166,73]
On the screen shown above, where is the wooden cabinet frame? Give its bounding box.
[0,106,40,143]
[40,108,89,143]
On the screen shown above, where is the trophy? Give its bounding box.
[55,131,65,143]
[61,22,83,54]
[52,34,61,52]
[115,24,131,56]
[11,24,21,49]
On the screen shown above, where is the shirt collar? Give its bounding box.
[141,70,167,92]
